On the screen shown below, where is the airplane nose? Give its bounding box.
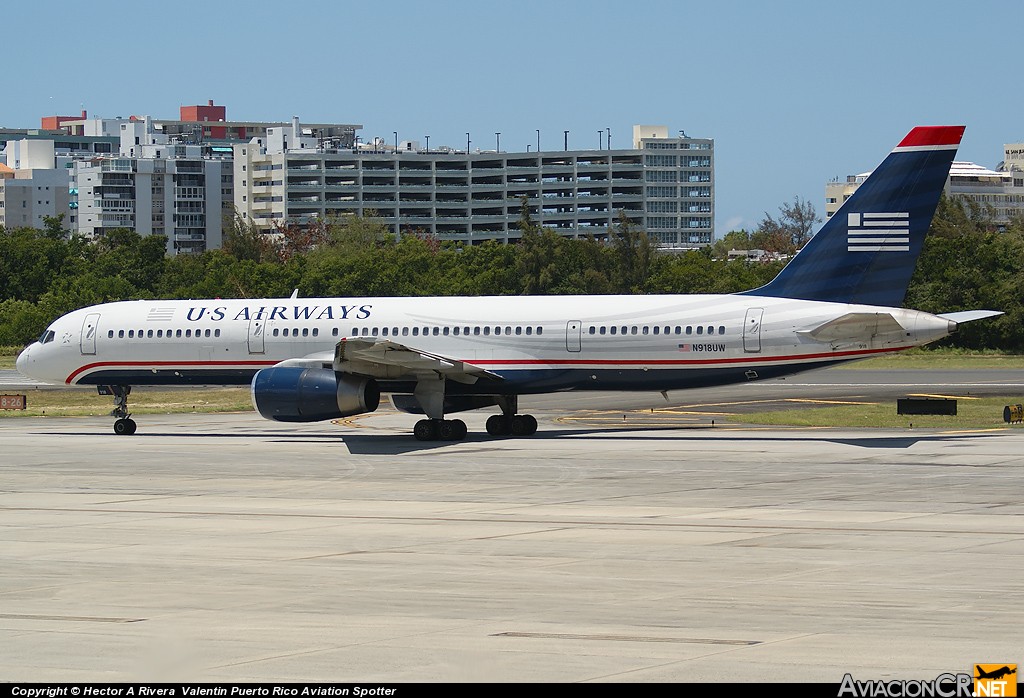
[16,346,30,375]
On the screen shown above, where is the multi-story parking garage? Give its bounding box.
[235,124,714,247]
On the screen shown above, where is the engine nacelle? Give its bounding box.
[251,367,380,423]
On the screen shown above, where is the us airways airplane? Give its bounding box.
[16,126,1002,440]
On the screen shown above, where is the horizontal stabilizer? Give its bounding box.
[937,310,1004,324]
[797,312,906,343]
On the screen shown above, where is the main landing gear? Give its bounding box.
[413,418,468,442]
[484,395,537,437]
[410,392,538,441]
[99,385,136,435]
[485,413,538,437]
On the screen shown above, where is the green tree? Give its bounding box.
[611,211,656,292]
[222,210,275,263]
[516,198,560,294]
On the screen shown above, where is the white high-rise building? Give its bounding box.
[73,119,230,253]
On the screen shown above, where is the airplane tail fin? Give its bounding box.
[741,126,965,307]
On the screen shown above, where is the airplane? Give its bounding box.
[16,125,1002,440]
[975,666,1016,681]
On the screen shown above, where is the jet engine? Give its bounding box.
[251,367,380,422]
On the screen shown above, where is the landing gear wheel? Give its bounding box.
[489,414,537,437]
[520,414,538,436]
[113,418,136,436]
[450,419,467,440]
[414,419,439,442]
[486,414,512,436]
[511,415,536,436]
[438,420,456,440]
[415,419,468,441]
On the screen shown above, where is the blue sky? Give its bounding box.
[4,0,1020,236]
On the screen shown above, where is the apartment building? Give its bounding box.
[0,139,74,230]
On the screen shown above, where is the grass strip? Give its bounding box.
[0,387,253,418]
[730,395,1024,429]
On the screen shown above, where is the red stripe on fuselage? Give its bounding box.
[65,346,912,383]
[66,360,278,384]
[472,345,912,367]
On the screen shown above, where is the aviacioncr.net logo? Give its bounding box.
[838,673,973,698]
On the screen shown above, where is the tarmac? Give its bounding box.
[2,372,1024,682]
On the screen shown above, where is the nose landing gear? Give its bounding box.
[99,385,136,435]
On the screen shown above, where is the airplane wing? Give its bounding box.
[797,312,908,343]
[937,310,1004,323]
[272,338,503,385]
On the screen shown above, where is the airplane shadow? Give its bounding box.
[31,425,1008,456]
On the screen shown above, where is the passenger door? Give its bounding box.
[743,308,763,353]
[566,320,582,352]
[81,313,100,355]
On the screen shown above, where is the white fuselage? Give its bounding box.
[17,294,955,395]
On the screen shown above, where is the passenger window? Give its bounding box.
[630,327,638,335]
[333,328,339,337]
[184,330,190,338]
[642,326,649,335]
[505,326,512,335]
[128,330,135,338]
[302,328,309,337]
[675,326,682,334]
[432,327,439,336]
[119,330,125,338]
[719,325,725,335]
[312,328,319,337]
[708,326,714,335]
[382,327,389,336]
[474,327,481,336]
[402,327,409,336]
[653,327,660,335]
[525,327,532,335]
[537,327,543,335]
[412,327,419,336]
[483,327,490,336]
[696,326,703,335]
[176,330,182,338]
[620,326,627,335]
[215,329,221,337]
[443,327,450,336]
[599,326,606,335]
[588,326,595,335]
[610,326,617,335]
[453,327,460,336]
[686,326,692,335]
[494,327,501,335]
[108,330,114,338]
[146,330,152,338]
[282,328,289,337]
[205,329,211,338]
[515,327,522,335]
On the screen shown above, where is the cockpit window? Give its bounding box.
[38,329,56,344]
